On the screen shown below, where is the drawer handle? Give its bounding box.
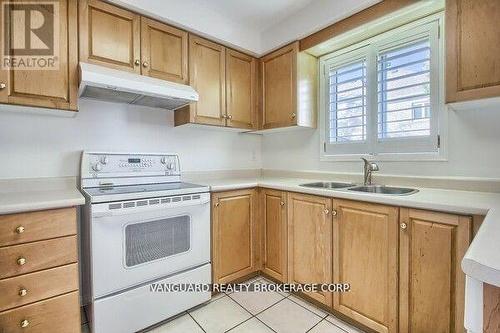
[16,226,25,234]
[400,222,408,230]
[280,201,285,206]
[0,82,6,90]
[19,288,28,297]
[17,257,26,266]
[20,319,29,328]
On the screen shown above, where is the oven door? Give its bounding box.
[90,192,210,298]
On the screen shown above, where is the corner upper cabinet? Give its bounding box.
[260,42,317,130]
[446,0,500,102]
[226,49,258,129]
[0,0,78,111]
[140,17,188,83]
[399,208,471,333]
[79,0,141,73]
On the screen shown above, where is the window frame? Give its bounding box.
[319,13,447,162]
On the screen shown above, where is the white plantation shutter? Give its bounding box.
[377,38,431,139]
[329,59,367,143]
[320,18,441,159]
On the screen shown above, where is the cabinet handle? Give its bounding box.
[134,59,140,66]
[331,209,337,216]
[17,257,26,266]
[221,114,227,119]
[142,61,149,68]
[400,222,408,230]
[214,202,220,207]
[291,113,296,119]
[280,201,285,206]
[15,226,25,234]
[0,82,6,89]
[20,319,29,328]
[324,209,329,215]
[19,288,28,297]
[227,115,232,120]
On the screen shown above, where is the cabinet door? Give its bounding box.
[288,192,332,306]
[226,49,257,129]
[332,199,398,333]
[261,189,287,282]
[261,42,298,129]
[79,0,140,73]
[212,189,256,284]
[399,209,471,333]
[0,0,78,110]
[189,35,226,126]
[141,17,188,83]
[446,0,500,102]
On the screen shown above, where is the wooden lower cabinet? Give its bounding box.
[399,208,471,333]
[261,189,287,282]
[287,192,332,306]
[332,199,399,333]
[212,189,257,284]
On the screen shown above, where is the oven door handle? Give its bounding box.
[92,199,210,218]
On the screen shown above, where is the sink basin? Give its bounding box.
[300,182,355,189]
[348,185,418,195]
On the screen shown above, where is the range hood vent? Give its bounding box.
[78,62,198,110]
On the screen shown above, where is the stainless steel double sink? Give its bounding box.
[299,182,418,195]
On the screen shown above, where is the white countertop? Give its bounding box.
[198,176,500,287]
[0,177,85,215]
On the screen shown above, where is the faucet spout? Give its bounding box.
[361,158,379,186]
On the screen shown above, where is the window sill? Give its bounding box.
[319,152,447,162]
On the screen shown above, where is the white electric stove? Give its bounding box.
[80,152,211,333]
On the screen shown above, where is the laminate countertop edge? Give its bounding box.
[0,188,85,215]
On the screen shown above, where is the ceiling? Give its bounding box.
[194,0,316,32]
[111,0,380,55]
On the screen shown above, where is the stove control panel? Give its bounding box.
[83,152,180,178]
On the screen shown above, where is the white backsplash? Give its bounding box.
[0,99,261,179]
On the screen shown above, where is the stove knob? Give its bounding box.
[100,156,109,165]
[161,156,167,164]
[167,163,175,170]
[92,163,102,171]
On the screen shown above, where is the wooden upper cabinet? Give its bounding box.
[226,49,257,129]
[140,17,188,83]
[287,193,332,306]
[332,199,399,333]
[187,35,226,126]
[212,189,256,284]
[261,189,287,282]
[79,0,140,73]
[399,209,471,333]
[0,0,78,111]
[260,41,317,130]
[446,0,500,102]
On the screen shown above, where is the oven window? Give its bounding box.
[125,215,190,267]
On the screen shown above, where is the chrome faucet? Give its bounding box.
[361,158,379,186]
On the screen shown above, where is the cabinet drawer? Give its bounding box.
[0,263,78,311]
[0,291,80,333]
[0,236,77,279]
[0,208,76,247]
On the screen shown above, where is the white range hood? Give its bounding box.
[78,62,198,110]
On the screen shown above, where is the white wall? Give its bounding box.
[262,105,500,178]
[0,100,261,179]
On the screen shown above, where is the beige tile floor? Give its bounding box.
[81,276,366,333]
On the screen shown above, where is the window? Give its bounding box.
[320,16,443,160]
